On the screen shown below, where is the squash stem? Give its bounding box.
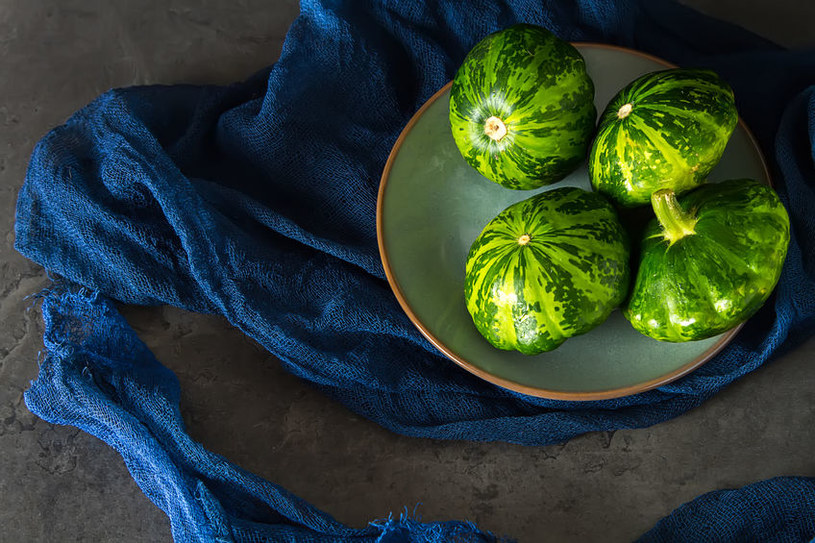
[484,116,507,141]
[651,189,697,245]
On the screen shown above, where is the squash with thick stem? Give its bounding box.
[625,179,790,342]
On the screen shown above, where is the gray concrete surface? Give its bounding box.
[1,2,814,542]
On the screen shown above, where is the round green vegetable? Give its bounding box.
[449,24,596,190]
[464,187,630,354]
[625,179,790,342]
[589,68,738,207]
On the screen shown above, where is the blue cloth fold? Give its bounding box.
[24,287,815,542]
[25,288,499,542]
[638,477,815,543]
[13,0,815,541]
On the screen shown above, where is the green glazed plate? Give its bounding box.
[377,44,769,400]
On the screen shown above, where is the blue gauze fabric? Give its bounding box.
[638,477,815,543]
[25,289,499,542]
[14,0,815,541]
[24,289,815,542]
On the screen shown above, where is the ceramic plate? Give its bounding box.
[377,44,769,400]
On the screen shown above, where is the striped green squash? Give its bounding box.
[589,68,738,207]
[464,187,630,354]
[625,179,790,342]
[449,24,596,190]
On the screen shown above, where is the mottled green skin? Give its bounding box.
[625,179,790,342]
[589,68,737,207]
[464,188,630,354]
[449,24,596,190]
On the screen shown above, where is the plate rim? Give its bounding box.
[376,42,769,401]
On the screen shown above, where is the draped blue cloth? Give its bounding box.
[14,0,815,541]
[638,477,815,543]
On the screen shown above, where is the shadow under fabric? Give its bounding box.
[14,0,815,541]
